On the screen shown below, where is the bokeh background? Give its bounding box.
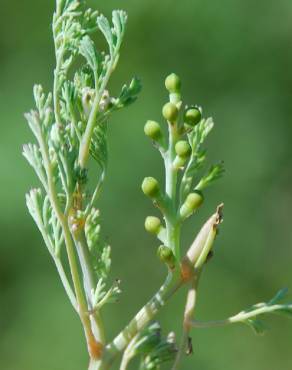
[1,0,292,369]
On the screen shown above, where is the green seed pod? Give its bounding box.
[184,106,202,126]
[144,120,162,141]
[142,177,160,198]
[145,216,161,234]
[175,141,191,158]
[162,102,179,123]
[165,73,181,94]
[157,245,176,269]
[180,191,204,219]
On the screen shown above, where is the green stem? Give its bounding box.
[164,123,180,259]
[165,124,178,200]
[119,336,137,370]
[54,258,77,310]
[72,230,106,344]
[172,275,200,370]
[78,62,114,169]
[103,272,183,368]
[191,303,292,329]
[37,120,99,357]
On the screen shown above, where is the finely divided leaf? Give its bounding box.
[90,121,108,171]
[97,14,114,56]
[196,161,225,191]
[115,77,142,109]
[79,35,98,72]
[245,318,267,335]
[269,288,289,305]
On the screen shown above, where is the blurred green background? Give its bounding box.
[1,0,292,369]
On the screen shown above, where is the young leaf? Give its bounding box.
[268,288,289,305]
[114,77,142,109]
[79,35,99,73]
[97,14,114,56]
[245,318,267,335]
[196,161,225,191]
[90,121,108,171]
[112,10,127,48]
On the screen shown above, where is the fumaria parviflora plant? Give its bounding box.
[23,1,292,369]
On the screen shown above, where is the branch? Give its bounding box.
[191,302,292,330]
[101,206,222,368]
[172,276,200,370]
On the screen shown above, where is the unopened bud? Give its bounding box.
[142,177,160,198]
[184,204,223,271]
[82,87,95,118]
[184,106,202,127]
[175,141,191,158]
[162,102,179,123]
[145,216,162,234]
[165,73,181,94]
[157,245,176,269]
[144,120,162,141]
[180,191,204,219]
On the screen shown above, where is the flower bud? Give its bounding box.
[173,155,187,170]
[142,177,160,198]
[180,191,204,219]
[165,73,181,94]
[184,106,202,126]
[145,216,162,234]
[144,120,162,141]
[175,141,191,158]
[185,204,223,270]
[162,102,178,123]
[157,245,176,269]
[82,87,95,118]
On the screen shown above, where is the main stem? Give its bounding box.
[165,122,180,259]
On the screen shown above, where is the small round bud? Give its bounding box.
[144,120,162,141]
[165,73,181,94]
[185,191,204,210]
[145,216,161,234]
[142,177,160,198]
[180,191,204,219]
[162,102,179,122]
[157,245,176,269]
[175,141,191,158]
[184,106,202,126]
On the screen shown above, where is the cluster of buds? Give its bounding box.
[141,73,220,271]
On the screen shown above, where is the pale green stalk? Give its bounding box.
[35,105,99,357]
[172,276,200,370]
[72,230,106,344]
[191,303,292,329]
[78,61,115,169]
[103,272,183,368]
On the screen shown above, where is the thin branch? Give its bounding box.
[191,303,292,329]
[119,335,138,370]
[172,275,200,370]
[71,229,106,344]
[78,60,115,169]
[54,258,78,310]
